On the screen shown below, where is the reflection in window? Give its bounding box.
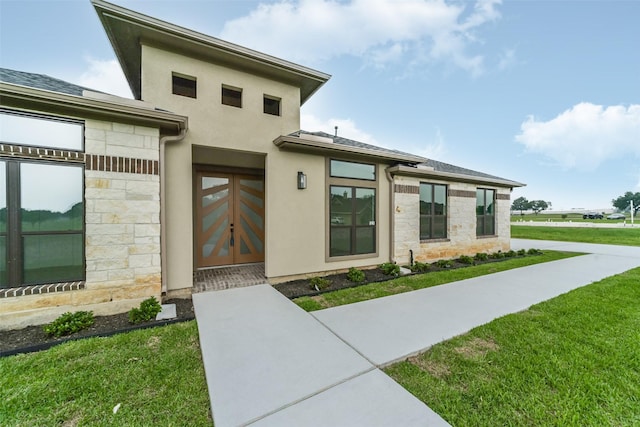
[330,160,376,181]
[330,185,375,256]
[222,86,242,108]
[172,73,197,98]
[0,111,83,150]
[0,161,6,285]
[263,95,281,116]
[420,183,447,240]
[476,188,495,236]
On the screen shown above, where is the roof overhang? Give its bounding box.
[273,135,427,164]
[387,164,526,188]
[92,0,331,104]
[0,82,187,134]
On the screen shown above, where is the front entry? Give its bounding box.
[196,171,265,268]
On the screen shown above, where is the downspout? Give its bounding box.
[160,126,187,296]
[385,166,395,264]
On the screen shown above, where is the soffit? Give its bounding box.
[92,0,330,103]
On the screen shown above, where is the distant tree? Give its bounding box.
[529,200,550,215]
[612,191,640,214]
[511,197,531,215]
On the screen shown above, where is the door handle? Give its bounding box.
[230,223,234,246]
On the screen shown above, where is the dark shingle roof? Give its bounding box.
[0,68,98,96]
[294,130,422,161]
[296,130,518,184]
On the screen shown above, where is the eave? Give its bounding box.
[92,0,330,104]
[0,82,187,134]
[387,164,526,188]
[273,135,427,164]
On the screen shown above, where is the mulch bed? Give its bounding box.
[0,298,195,357]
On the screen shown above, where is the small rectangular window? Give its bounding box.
[172,74,197,98]
[330,159,376,181]
[222,86,242,108]
[476,188,496,236]
[420,183,447,240]
[263,95,281,116]
[0,111,83,151]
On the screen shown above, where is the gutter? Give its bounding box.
[160,128,188,295]
[386,164,526,188]
[385,166,395,264]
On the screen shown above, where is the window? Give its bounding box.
[328,160,376,257]
[263,95,281,116]
[0,112,84,288]
[172,73,197,98]
[420,183,447,240]
[222,85,242,108]
[476,188,495,236]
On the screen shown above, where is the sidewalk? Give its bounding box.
[193,239,640,426]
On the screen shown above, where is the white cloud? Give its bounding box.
[515,103,640,170]
[416,128,447,160]
[498,48,517,71]
[77,58,132,98]
[301,113,381,146]
[220,0,502,75]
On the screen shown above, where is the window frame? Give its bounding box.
[222,85,242,108]
[0,109,85,151]
[326,158,378,261]
[263,95,281,116]
[171,73,197,99]
[476,188,496,237]
[419,182,448,241]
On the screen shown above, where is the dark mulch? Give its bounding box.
[274,268,394,299]
[0,298,195,357]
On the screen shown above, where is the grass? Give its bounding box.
[512,225,640,246]
[385,267,640,426]
[0,321,211,426]
[511,212,628,222]
[293,251,581,311]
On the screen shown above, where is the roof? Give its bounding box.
[277,130,524,188]
[0,68,187,134]
[92,0,331,104]
[0,68,97,97]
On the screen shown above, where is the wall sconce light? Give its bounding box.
[297,171,307,190]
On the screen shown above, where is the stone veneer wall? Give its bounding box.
[393,176,511,265]
[0,120,162,330]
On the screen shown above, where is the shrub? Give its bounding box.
[128,297,162,324]
[504,250,517,258]
[309,276,331,291]
[527,248,543,256]
[435,259,453,268]
[346,267,366,283]
[457,255,475,265]
[474,252,489,261]
[517,249,527,256]
[411,262,430,273]
[43,311,95,338]
[489,251,505,259]
[380,262,400,276]
[561,214,568,219]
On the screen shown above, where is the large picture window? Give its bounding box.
[420,183,447,240]
[329,160,377,258]
[476,188,495,236]
[0,111,84,288]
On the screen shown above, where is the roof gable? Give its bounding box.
[92,0,330,104]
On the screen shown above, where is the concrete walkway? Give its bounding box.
[193,239,640,426]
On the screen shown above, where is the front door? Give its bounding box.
[196,171,265,268]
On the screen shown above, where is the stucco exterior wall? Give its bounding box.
[0,119,162,330]
[393,175,511,265]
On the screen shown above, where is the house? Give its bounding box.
[0,0,523,330]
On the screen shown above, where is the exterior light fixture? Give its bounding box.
[297,171,307,189]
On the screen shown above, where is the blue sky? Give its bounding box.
[1,0,639,211]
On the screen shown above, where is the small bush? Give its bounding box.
[43,311,95,338]
[504,250,517,258]
[346,267,366,283]
[517,249,527,256]
[561,214,568,219]
[380,262,400,276]
[435,259,453,268]
[490,251,505,259]
[309,276,331,291]
[129,297,162,324]
[458,255,475,265]
[527,248,543,256]
[411,262,430,273]
[474,252,489,261]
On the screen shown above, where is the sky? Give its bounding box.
[1,0,639,211]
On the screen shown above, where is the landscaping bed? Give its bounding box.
[0,298,195,357]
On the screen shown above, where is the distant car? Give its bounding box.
[583,212,603,219]
[607,213,626,220]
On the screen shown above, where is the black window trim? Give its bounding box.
[476,187,496,237]
[420,182,448,241]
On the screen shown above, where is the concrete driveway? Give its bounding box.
[193,239,640,426]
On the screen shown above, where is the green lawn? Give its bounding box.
[0,321,211,426]
[385,267,640,426]
[511,212,628,222]
[294,251,581,311]
[512,225,640,246]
